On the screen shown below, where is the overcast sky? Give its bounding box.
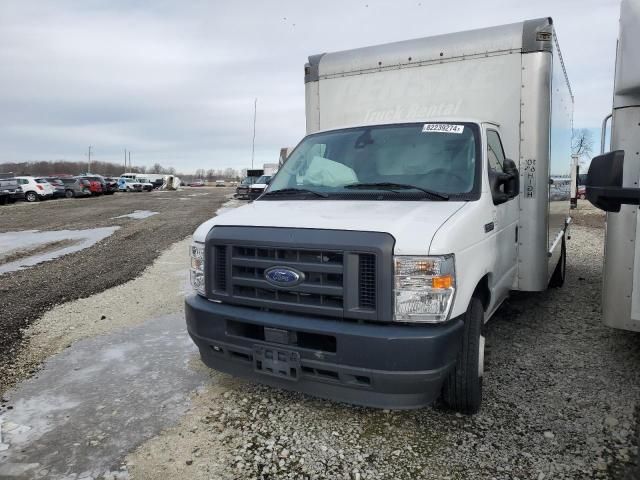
[0,0,620,172]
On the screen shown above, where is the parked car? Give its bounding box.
[15,176,55,202]
[577,184,586,199]
[59,177,92,198]
[0,174,22,204]
[248,175,273,200]
[215,180,226,187]
[135,177,155,192]
[83,175,115,195]
[76,176,103,195]
[235,175,262,199]
[101,177,119,195]
[43,177,67,198]
[189,179,205,187]
[118,177,144,192]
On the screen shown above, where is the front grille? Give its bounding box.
[229,246,345,314]
[205,227,394,321]
[358,253,376,310]
[213,246,227,292]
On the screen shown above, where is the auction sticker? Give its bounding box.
[422,123,464,134]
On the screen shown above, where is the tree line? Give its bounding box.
[0,160,243,181]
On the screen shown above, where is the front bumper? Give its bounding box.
[248,189,265,200]
[185,294,463,409]
[235,187,249,198]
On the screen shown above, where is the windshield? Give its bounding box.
[267,123,479,200]
[256,175,271,184]
[241,176,259,185]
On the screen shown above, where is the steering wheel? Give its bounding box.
[424,168,467,185]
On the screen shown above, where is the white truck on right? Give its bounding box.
[586,0,640,333]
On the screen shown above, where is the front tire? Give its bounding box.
[442,297,484,414]
[65,189,74,198]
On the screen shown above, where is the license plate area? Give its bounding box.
[253,345,300,381]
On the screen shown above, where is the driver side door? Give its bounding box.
[486,128,519,306]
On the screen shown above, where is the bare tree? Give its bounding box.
[572,128,594,162]
[151,163,165,174]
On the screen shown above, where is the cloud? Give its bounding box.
[0,0,621,172]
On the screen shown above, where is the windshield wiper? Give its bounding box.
[344,182,449,200]
[262,188,329,198]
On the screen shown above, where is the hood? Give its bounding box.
[193,200,467,255]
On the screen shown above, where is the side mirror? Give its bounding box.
[502,158,520,198]
[586,150,640,212]
[489,159,519,205]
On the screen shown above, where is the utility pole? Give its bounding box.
[87,145,92,173]
[124,149,127,172]
[128,151,131,171]
[251,98,257,169]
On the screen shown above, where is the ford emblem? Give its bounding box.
[264,266,305,287]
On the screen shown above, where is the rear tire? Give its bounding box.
[25,191,38,202]
[65,189,74,198]
[549,237,566,288]
[442,297,484,414]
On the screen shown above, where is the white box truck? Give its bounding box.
[586,0,640,333]
[186,17,573,413]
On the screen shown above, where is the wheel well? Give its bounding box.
[473,275,491,312]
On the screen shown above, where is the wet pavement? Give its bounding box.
[0,313,206,480]
[111,211,158,220]
[0,228,119,275]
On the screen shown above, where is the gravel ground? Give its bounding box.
[0,188,231,394]
[1,199,638,479]
[126,205,639,480]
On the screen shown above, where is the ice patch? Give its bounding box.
[215,197,244,216]
[112,210,158,220]
[0,227,119,275]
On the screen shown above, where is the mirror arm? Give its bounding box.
[588,186,640,205]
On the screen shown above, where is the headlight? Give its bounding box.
[190,242,205,296]
[394,255,455,323]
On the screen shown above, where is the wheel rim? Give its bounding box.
[478,335,486,378]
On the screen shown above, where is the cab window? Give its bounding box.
[487,130,506,173]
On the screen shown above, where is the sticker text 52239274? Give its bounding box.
[422,123,465,134]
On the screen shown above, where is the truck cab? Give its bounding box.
[187,18,571,413]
